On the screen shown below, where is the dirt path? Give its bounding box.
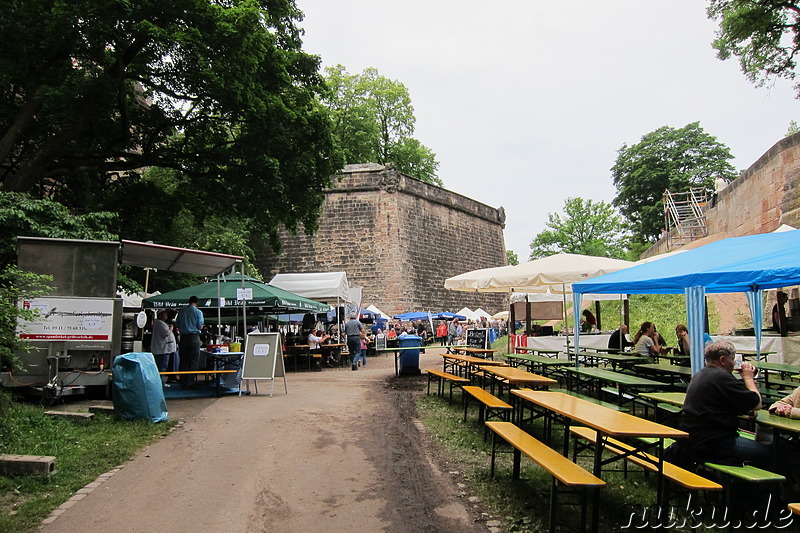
[39,348,491,533]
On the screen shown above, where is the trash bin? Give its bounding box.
[398,335,422,375]
[112,352,168,422]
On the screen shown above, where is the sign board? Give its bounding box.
[17,297,115,341]
[375,333,387,351]
[466,328,489,350]
[236,287,253,301]
[241,332,287,397]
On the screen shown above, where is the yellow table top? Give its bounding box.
[512,390,688,439]
[478,365,557,386]
[441,353,505,366]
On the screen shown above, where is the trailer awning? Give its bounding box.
[121,240,243,277]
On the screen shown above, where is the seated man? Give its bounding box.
[607,324,633,353]
[674,341,769,467]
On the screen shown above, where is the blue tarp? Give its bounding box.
[573,230,800,295]
[431,312,467,320]
[393,311,431,321]
[572,230,800,373]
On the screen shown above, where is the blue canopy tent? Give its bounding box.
[393,311,431,321]
[572,230,800,373]
[431,312,467,320]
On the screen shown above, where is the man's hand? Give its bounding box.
[738,361,757,380]
[774,403,793,417]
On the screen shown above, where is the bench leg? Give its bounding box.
[548,478,558,533]
[490,432,497,479]
[512,448,521,480]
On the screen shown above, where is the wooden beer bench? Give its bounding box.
[461,386,512,440]
[424,368,469,403]
[486,421,605,533]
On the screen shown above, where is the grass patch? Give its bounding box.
[415,389,772,532]
[0,393,175,533]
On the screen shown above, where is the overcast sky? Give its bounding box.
[295,0,797,261]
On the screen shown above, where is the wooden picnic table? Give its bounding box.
[378,346,426,377]
[754,361,800,389]
[566,367,671,409]
[637,391,687,408]
[755,410,800,466]
[514,346,563,358]
[657,352,691,365]
[451,346,495,359]
[504,353,571,377]
[583,352,648,371]
[738,349,777,359]
[478,365,557,390]
[635,363,693,387]
[439,353,506,379]
[512,389,687,532]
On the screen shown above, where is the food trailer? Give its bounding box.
[3,237,244,399]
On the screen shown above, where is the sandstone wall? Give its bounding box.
[646,132,800,257]
[256,164,508,316]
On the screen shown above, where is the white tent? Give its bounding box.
[473,308,492,320]
[366,304,390,319]
[456,307,474,320]
[269,272,351,304]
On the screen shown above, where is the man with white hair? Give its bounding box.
[344,312,363,371]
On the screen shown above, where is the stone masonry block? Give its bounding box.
[44,411,94,422]
[0,454,57,477]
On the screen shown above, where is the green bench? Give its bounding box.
[570,426,722,500]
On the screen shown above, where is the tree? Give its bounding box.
[323,65,441,185]
[0,0,344,252]
[708,1,800,97]
[0,265,53,370]
[0,192,116,269]
[529,197,630,260]
[506,250,519,266]
[611,122,736,243]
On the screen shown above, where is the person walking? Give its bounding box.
[344,312,363,371]
[176,295,204,388]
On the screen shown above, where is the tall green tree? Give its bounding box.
[708,1,800,97]
[529,197,630,260]
[0,0,344,252]
[506,250,519,266]
[611,122,736,243]
[323,65,441,185]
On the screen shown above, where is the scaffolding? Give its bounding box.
[663,188,709,248]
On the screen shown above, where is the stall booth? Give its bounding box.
[5,237,243,399]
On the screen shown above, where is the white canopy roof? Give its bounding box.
[456,307,474,320]
[269,272,351,304]
[366,304,390,319]
[444,253,634,293]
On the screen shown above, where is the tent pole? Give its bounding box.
[241,263,247,336]
[217,275,222,343]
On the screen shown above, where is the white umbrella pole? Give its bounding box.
[217,276,222,343]
[241,263,247,336]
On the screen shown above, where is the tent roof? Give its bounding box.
[269,272,350,303]
[366,304,390,319]
[121,240,243,277]
[142,273,330,313]
[573,230,800,295]
[444,253,634,293]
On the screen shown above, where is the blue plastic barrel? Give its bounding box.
[398,335,422,375]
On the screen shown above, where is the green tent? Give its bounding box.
[142,273,330,314]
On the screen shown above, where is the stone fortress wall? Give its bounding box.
[647,131,800,256]
[255,164,508,316]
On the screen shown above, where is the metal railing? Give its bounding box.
[663,188,708,248]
